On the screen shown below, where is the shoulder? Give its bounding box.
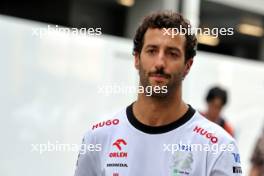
[82,107,127,142]
[192,112,242,174]
[191,111,235,144]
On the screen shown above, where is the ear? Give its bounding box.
[134,52,140,70]
[183,58,193,77]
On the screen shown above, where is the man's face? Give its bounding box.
[135,28,193,98]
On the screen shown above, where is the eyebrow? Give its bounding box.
[144,44,158,49]
[144,44,183,54]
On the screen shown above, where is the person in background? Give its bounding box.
[249,125,264,176]
[201,86,234,136]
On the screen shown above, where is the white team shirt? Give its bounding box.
[74,103,242,176]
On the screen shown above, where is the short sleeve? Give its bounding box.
[74,131,101,176]
[210,141,242,176]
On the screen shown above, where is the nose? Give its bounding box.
[155,51,166,69]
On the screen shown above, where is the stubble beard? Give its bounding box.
[138,61,184,99]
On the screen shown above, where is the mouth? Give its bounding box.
[149,74,170,83]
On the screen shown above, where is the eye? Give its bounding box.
[170,52,177,56]
[168,51,179,58]
[147,49,156,54]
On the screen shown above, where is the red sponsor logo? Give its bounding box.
[109,139,128,158]
[92,119,119,130]
[113,139,127,150]
[109,152,127,158]
[193,126,218,143]
[113,173,119,176]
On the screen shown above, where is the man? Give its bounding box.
[74,11,242,176]
[249,126,264,176]
[202,86,234,136]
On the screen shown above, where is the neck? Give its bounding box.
[133,86,188,126]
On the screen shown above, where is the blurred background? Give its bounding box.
[1,0,264,175]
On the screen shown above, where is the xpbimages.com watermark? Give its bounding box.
[163,26,234,38]
[97,84,168,96]
[31,25,102,38]
[163,141,235,155]
[31,141,102,154]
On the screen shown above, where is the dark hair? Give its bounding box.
[206,86,228,106]
[133,11,197,61]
